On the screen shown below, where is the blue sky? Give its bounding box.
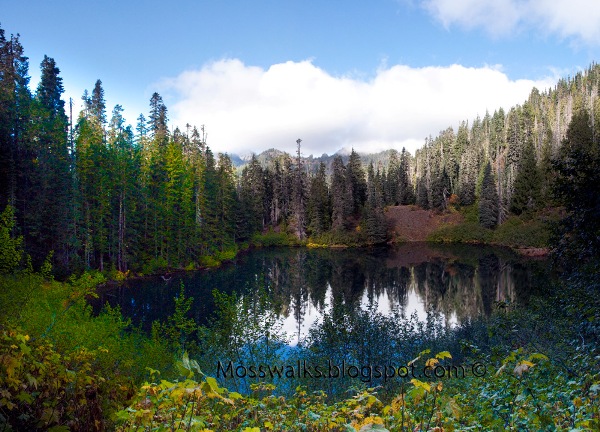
[3,0,600,155]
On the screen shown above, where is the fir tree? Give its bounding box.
[148,92,168,145]
[291,139,307,240]
[385,150,400,205]
[553,109,600,261]
[0,29,31,210]
[510,139,541,215]
[307,162,330,236]
[458,147,480,206]
[479,162,499,229]
[215,153,237,249]
[347,149,366,215]
[239,155,266,235]
[107,104,139,271]
[416,177,429,209]
[331,155,352,231]
[90,79,106,125]
[364,162,387,244]
[398,148,415,204]
[29,55,72,270]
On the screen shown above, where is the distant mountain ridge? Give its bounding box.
[230,147,405,174]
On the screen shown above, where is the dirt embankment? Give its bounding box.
[385,205,463,242]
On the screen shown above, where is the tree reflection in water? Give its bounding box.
[91,243,550,345]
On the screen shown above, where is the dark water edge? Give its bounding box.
[89,243,553,343]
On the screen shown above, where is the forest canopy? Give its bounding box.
[2,24,600,276]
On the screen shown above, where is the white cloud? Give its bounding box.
[159,59,554,156]
[421,0,600,44]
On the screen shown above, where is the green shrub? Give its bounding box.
[141,256,169,275]
[0,271,173,430]
[0,205,24,275]
[251,230,300,247]
[308,230,365,247]
[492,215,551,247]
[214,247,238,262]
[428,221,492,243]
[199,255,221,268]
[429,208,554,248]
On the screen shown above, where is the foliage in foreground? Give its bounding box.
[1,265,599,430]
[114,259,600,431]
[0,270,173,431]
[115,348,599,431]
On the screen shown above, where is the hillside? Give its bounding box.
[385,205,463,242]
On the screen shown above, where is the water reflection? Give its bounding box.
[91,243,550,344]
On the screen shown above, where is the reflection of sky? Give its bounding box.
[281,281,459,346]
[91,246,545,344]
[282,285,333,346]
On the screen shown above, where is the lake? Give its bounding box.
[90,243,551,345]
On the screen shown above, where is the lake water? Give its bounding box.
[90,243,551,344]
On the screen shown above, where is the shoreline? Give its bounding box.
[101,239,550,287]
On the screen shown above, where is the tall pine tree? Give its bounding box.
[479,162,499,229]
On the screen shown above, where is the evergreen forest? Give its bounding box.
[0,24,599,431]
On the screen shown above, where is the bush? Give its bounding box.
[308,230,365,247]
[199,255,221,268]
[428,207,555,248]
[428,221,492,244]
[0,329,131,431]
[140,256,169,275]
[492,215,551,248]
[0,205,24,275]
[0,272,173,430]
[214,247,238,262]
[251,230,300,247]
[115,343,599,431]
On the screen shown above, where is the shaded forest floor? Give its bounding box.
[385,205,463,242]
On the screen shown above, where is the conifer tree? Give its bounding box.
[76,90,109,270]
[0,29,31,211]
[416,177,429,209]
[553,109,600,261]
[107,105,139,271]
[29,55,72,270]
[188,126,206,242]
[510,139,541,215]
[148,92,168,146]
[479,162,499,229]
[201,148,219,253]
[215,153,237,249]
[430,156,450,212]
[306,162,330,236]
[164,138,194,265]
[364,162,387,244]
[91,79,106,125]
[398,148,415,204]
[458,147,480,206]
[291,139,307,240]
[347,149,366,215]
[239,155,266,235]
[385,150,401,205]
[331,155,352,231]
[268,158,286,226]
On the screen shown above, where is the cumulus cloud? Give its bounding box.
[160,59,554,156]
[421,0,600,44]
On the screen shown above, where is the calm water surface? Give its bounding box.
[90,243,551,344]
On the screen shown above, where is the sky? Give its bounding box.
[3,0,600,156]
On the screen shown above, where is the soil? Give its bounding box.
[385,205,463,242]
